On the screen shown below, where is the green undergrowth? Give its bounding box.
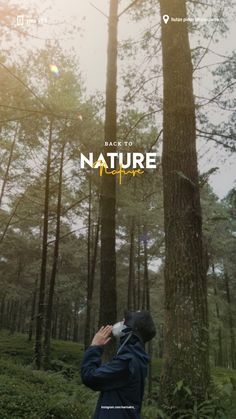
[0,329,94,418]
[0,330,236,418]
[142,364,236,418]
[0,357,94,418]
[0,329,84,367]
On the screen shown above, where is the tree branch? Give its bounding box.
[0,198,23,243]
[197,81,236,107]
[121,110,161,142]
[90,3,108,18]
[118,0,141,18]
[0,61,51,112]
[196,130,236,152]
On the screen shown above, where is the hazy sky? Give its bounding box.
[5,0,236,198]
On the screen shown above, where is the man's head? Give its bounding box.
[124,310,156,343]
[112,310,156,344]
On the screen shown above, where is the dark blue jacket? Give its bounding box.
[80,336,149,418]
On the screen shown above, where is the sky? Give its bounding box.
[3,0,236,198]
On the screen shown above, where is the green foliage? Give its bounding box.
[161,375,236,418]
[143,402,166,419]
[122,395,235,419]
[0,330,96,418]
[0,330,84,367]
[45,398,90,419]
[142,362,236,419]
[0,358,92,419]
[0,330,35,364]
[171,399,226,419]
[48,359,77,380]
[211,368,236,418]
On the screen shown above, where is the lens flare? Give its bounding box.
[49,64,60,77]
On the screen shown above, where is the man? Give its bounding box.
[80,310,156,418]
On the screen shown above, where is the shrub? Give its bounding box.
[45,399,90,419]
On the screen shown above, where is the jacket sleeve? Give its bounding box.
[80,345,130,392]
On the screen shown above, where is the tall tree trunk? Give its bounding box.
[10,300,18,334]
[141,228,152,396]
[84,173,92,348]
[84,209,100,348]
[21,300,28,333]
[52,300,58,339]
[141,227,149,311]
[159,0,210,409]
[34,120,53,369]
[73,299,79,342]
[0,294,6,329]
[99,0,118,355]
[143,228,150,311]
[28,276,38,342]
[128,217,135,310]
[17,301,22,332]
[58,313,63,340]
[212,264,223,366]
[64,316,69,340]
[137,224,141,310]
[159,323,164,359]
[223,269,236,369]
[43,141,65,369]
[5,300,10,329]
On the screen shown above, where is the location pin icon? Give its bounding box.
[163,14,169,24]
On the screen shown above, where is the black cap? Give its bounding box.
[124,310,156,343]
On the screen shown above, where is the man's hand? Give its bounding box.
[91,325,113,346]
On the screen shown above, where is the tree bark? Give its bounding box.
[58,313,63,340]
[28,276,38,342]
[159,0,210,409]
[223,269,236,369]
[212,264,223,366]
[128,217,135,310]
[84,173,92,348]
[84,209,100,348]
[17,301,22,332]
[137,224,141,310]
[52,300,58,339]
[73,299,79,342]
[141,229,149,311]
[43,140,65,369]
[34,120,53,369]
[144,227,150,311]
[10,300,18,334]
[0,294,6,329]
[99,0,118,356]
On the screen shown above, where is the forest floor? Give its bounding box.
[0,329,235,418]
